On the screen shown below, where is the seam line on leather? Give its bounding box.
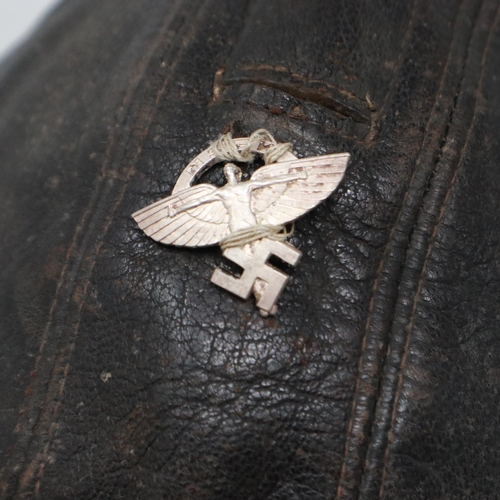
[25,1,204,495]
[335,1,483,498]
[334,0,441,495]
[5,1,191,496]
[377,4,499,497]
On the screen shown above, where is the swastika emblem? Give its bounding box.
[211,238,302,316]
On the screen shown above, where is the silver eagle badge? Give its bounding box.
[132,129,350,316]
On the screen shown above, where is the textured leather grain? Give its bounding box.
[1,0,500,498]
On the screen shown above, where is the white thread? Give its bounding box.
[211,128,293,165]
[264,142,292,164]
[211,133,254,162]
[220,224,294,251]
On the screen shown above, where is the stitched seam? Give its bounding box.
[335,0,477,497]
[9,1,192,495]
[378,5,499,497]
[335,0,446,493]
[29,9,200,498]
[8,27,160,495]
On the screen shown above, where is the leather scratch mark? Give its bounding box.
[211,66,226,104]
[225,64,371,124]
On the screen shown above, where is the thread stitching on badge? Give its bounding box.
[211,128,293,165]
[220,223,294,251]
[212,129,294,250]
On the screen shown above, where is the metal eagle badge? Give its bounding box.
[132,130,349,316]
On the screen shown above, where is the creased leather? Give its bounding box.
[0,0,499,499]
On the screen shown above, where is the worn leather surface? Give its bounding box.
[1,0,500,498]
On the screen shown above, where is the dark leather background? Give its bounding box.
[1,0,500,498]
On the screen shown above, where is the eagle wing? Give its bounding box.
[250,153,350,225]
[132,184,230,247]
